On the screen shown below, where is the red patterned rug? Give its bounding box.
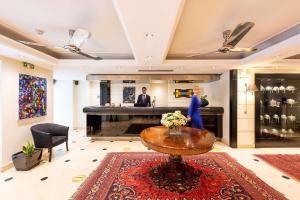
[71,152,285,200]
[255,154,300,182]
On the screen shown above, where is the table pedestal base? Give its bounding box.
[149,155,201,193]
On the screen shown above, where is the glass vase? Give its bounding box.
[169,126,181,136]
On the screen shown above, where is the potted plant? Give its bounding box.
[12,142,42,171]
[200,95,209,107]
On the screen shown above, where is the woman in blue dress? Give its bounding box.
[187,86,204,129]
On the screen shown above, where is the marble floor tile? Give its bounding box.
[0,129,299,200]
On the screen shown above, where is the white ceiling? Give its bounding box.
[0,0,300,76]
[0,0,133,58]
[169,0,300,56]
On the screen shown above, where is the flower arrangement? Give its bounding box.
[161,110,188,129]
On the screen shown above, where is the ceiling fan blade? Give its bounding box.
[18,40,47,47]
[69,28,91,48]
[53,46,66,50]
[223,22,255,47]
[186,50,220,58]
[19,40,64,50]
[229,47,257,52]
[77,50,102,60]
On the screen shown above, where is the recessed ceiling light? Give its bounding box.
[18,55,25,58]
[275,55,280,59]
[147,55,152,59]
[145,33,154,38]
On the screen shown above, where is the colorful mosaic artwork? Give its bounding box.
[174,89,193,98]
[19,74,47,119]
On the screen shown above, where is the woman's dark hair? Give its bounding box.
[142,87,147,90]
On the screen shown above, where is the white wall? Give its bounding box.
[213,72,230,145]
[150,82,168,106]
[89,81,100,105]
[54,80,91,130]
[92,80,227,107]
[0,56,53,168]
[53,80,74,129]
[75,81,89,129]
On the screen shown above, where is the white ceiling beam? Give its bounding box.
[270,59,300,67]
[164,59,241,67]
[56,59,137,68]
[56,58,241,68]
[241,33,300,67]
[112,0,185,66]
[0,34,57,69]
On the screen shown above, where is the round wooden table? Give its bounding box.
[140,126,215,193]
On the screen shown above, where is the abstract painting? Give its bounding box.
[19,74,47,119]
[174,89,193,98]
[123,87,135,103]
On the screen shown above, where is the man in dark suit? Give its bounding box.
[137,87,151,107]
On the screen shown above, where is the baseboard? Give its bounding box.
[1,162,14,172]
[237,144,255,148]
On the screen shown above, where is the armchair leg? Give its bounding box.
[48,148,52,162]
[66,141,69,151]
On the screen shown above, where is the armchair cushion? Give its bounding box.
[52,136,67,146]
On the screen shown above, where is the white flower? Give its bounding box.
[161,110,187,128]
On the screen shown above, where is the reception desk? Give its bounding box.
[83,106,224,139]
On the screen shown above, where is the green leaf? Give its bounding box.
[21,141,35,155]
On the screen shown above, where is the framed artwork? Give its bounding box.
[174,89,193,98]
[123,87,135,103]
[19,74,47,119]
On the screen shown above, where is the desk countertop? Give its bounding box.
[83,106,224,115]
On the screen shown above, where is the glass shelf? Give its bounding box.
[255,74,300,147]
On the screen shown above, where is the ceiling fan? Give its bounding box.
[187,22,257,57]
[19,28,102,60]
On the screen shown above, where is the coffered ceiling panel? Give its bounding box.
[0,0,133,59]
[168,0,300,59]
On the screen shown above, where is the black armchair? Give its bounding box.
[31,123,69,162]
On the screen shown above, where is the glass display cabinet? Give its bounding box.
[255,74,300,147]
